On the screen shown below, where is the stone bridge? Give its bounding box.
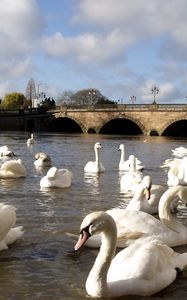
[49,104,187,136]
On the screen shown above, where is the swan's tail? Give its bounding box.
[175,252,187,272]
[4,226,24,246]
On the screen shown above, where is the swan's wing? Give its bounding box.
[84,161,95,172]
[46,167,58,178]
[116,230,146,247]
[0,205,17,241]
[4,226,24,245]
[108,239,183,296]
[1,160,26,175]
[106,208,167,235]
[58,169,73,177]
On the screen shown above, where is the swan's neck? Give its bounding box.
[127,185,145,209]
[130,157,136,173]
[159,187,184,232]
[120,147,125,164]
[86,224,117,297]
[94,148,100,169]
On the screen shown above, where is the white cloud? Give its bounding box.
[42,29,130,64]
[0,0,44,97]
[0,0,187,102]
[0,0,44,56]
[0,0,44,38]
[0,57,35,79]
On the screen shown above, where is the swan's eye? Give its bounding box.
[80,223,92,237]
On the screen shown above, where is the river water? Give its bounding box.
[0,132,187,300]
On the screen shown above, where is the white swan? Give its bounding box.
[0,145,15,157]
[126,175,168,214]
[67,186,187,248]
[160,157,181,169]
[72,211,187,298]
[171,146,187,157]
[40,166,73,188]
[118,144,144,171]
[34,152,52,168]
[167,156,187,186]
[27,133,34,145]
[0,203,24,250]
[120,154,143,192]
[84,142,105,173]
[0,159,27,178]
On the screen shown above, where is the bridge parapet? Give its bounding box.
[50,103,187,113]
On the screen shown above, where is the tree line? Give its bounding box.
[0,89,117,110]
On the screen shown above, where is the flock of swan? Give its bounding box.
[68,142,187,298]
[1,137,187,298]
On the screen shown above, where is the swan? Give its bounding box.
[72,211,187,298]
[160,157,181,169]
[27,133,34,145]
[84,142,105,173]
[0,159,27,178]
[171,146,187,158]
[40,166,73,188]
[34,152,52,168]
[120,154,143,192]
[167,156,187,186]
[0,203,24,250]
[126,175,168,214]
[118,144,144,171]
[0,145,15,157]
[66,185,187,248]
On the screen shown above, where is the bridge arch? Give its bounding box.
[97,114,146,135]
[48,115,87,133]
[160,116,187,136]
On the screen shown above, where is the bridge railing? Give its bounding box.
[0,104,186,115]
[51,103,187,112]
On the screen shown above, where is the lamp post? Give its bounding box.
[151,86,159,104]
[130,95,136,105]
[88,89,96,105]
[37,83,47,107]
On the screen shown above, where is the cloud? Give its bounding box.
[0,0,44,56]
[45,0,187,64]
[0,0,44,97]
[0,0,187,103]
[0,57,35,79]
[42,29,130,65]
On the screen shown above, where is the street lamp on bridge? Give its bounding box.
[88,89,96,104]
[151,86,159,104]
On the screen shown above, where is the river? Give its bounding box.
[0,132,186,300]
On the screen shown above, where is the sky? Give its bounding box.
[1,0,187,104]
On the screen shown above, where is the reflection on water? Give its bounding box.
[84,173,100,195]
[0,132,186,299]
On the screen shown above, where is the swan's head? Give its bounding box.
[118,144,125,151]
[95,142,102,150]
[129,154,135,160]
[35,152,50,160]
[128,154,136,168]
[141,176,152,200]
[74,211,116,251]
